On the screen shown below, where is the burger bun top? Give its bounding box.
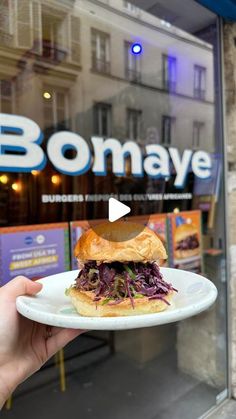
[74,221,167,263]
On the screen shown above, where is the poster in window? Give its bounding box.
[0,223,70,285]
[167,210,203,273]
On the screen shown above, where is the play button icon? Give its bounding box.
[108,198,131,222]
[87,196,151,242]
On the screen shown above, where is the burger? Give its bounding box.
[174,223,200,259]
[67,222,177,317]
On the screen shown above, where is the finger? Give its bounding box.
[48,326,71,337]
[49,327,88,338]
[1,276,43,301]
[46,329,85,357]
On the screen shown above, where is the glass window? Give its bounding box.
[194,65,206,99]
[127,109,142,140]
[124,41,141,82]
[15,0,32,48]
[193,121,205,149]
[0,80,14,113]
[43,87,69,131]
[94,103,112,137]
[162,115,175,145]
[91,29,110,73]
[0,0,12,40]
[162,54,177,92]
[70,15,80,64]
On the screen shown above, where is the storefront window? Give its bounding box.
[0,0,228,418]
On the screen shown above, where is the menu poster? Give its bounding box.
[167,210,203,273]
[0,223,70,285]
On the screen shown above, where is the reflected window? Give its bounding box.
[70,15,81,64]
[14,0,32,49]
[127,109,142,140]
[0,79,14,113]
[194,65,206,99]
[124,41,141,82]
[193,121,205,149]
[91,29,110,74]
[162,55,177,92]
[32,5,80,64]
[162,115,175,145]
[43,88,69,130]
[42,13,67,62]
[94,103,112,137]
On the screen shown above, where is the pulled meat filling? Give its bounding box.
[74,261,177,307]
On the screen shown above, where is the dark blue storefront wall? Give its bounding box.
[196,0,236,20]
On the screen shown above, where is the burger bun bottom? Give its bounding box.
[68,287,173,317]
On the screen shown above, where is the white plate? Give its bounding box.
[16,268,217,331]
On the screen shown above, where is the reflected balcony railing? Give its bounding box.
[194,88,206,100]
[92,58,111,74]
[42,40,67,63]
[125,68,141,83]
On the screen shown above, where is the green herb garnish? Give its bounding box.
[65,286,73,296]
[124,265,136,280]
[101,297,113,305]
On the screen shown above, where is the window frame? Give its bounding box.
[126,108,142,141]
[91,28,111,74]
[124,41,141,83]
[42,86,70,130]
[162,115,175,145]
[193,64,206,100]
[192,120,205,149]
[0,78,15,113]
[162,54,177,92]
[93,102,112,138]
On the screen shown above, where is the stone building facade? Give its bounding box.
[223,21,236,398]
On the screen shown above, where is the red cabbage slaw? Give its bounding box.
[74,261,177,307]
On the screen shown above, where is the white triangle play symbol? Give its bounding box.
[108,198,131,222]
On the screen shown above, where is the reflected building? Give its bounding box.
[0,0,215,225]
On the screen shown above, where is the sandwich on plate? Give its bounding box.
[67,222,177,317]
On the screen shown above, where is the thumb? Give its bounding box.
[1,276,43,301]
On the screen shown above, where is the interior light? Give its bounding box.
[43,91,51,100]
[173,208,180,213]
[131,43,142,55]
[0,174,9,184]
[51,175,61,185]
[12,182,22,192]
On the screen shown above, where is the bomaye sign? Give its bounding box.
[0,113,212,188]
